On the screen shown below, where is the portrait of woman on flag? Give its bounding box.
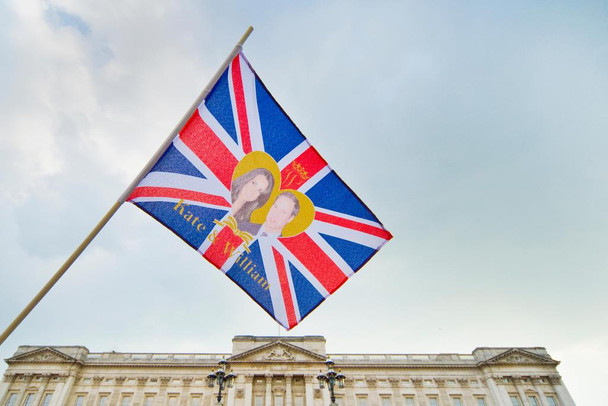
[230,167,275,232]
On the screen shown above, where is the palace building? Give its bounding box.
[0,336,575,406]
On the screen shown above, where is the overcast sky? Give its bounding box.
[1,1,607,404]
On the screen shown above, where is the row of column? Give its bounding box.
[485,375,575,406]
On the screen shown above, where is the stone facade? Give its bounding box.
[0,336,575,406]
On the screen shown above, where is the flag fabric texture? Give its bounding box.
[128,52,392,329]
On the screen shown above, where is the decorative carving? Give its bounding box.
[266,348,294,361]
[245,374,254,383]
[160,376,171,384]
[115,376,126,384]
[388,377,400,387]
[548,376,561,385]
[314,388,322,399]
[345,377,355,388]
[236,388,245,398]
[182,377,193,386]
[138,377,149,385]
[433,378,445,387]
[457,378,468,386]
[93,376,104,384]
[365,377,377,387]
[3,373,16,382]
[411,378,423,387]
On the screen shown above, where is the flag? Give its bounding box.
[128,52,392,329]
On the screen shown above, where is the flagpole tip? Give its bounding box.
[238,26,254,46]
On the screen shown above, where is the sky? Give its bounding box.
[0,1,607,404]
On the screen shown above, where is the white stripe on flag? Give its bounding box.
[308,220,386,249]
[273,240,330,298]
[198,104,245,160]
[314,206,384,228]
[277,141,310,170]
[139,172,226,198]
[307,230,354,277]
[172,138,231,202]
[227,61,243,150]
[258,238,290,328]
[239,56,265,152]
[281,255,302,322]
[298,166,331,193]
[129,197,231,213]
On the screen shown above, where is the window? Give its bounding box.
[476,398,487,406]
[294,395,304,406]
[99,396,108,406]
[335,397,344,406]
[144,397,155,406]
[528,396,539,406]
[255,396,264,406]
[41,394,53,406]
[509,396,521,406]
[191,396,202,406]
[5,394,17,406]
[23,394,35,406]
[121,396,132,406]
[357,397,368,406]
[452,397,463,406]
[404,398,415,406]
[428,398,438,406]
[275,395,284,406]
[75,396,85,406]
[168,396,178,406]
[546,396,558,406]
[381,397,391,406]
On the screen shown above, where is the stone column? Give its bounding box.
[388,378,401,406]
[304,375,315,406]
[54,373,77,406]
[14,373,34,405]
[49,374,67,406]
[157,376,171,406]
[33,374,52,406]
[227,378,237,406]
[244,375,254,406]
[530,377,549,406]
[483,375,510,406]
[433,379,450,406]
[0,374,15,405]
[365,377,379,406]
[548,376,575,406]
[512,377,530,406]
[344,378,356,406]
[411,378,425,406]
[85,376,105,406]
[265,374,273,406]
[285,375,293,406]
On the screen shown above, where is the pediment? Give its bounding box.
[7,347,78,364]
[486,349,558,366]
[229,341,326,363]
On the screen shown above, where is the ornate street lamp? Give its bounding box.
[207,359,236,404]
[317,358,345,405]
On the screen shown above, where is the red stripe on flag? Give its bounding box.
[231,55,252,154]
[280,146,328,190]
[179,111,239,190]
[272,248,297,329]
[314,212,392,240]
[128,186,231,208]
[279,232,348,294]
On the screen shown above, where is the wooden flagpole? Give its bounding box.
[0,26,254,347]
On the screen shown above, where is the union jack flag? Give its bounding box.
[128,52,392,329]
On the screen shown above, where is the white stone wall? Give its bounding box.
[0,337,575,406]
